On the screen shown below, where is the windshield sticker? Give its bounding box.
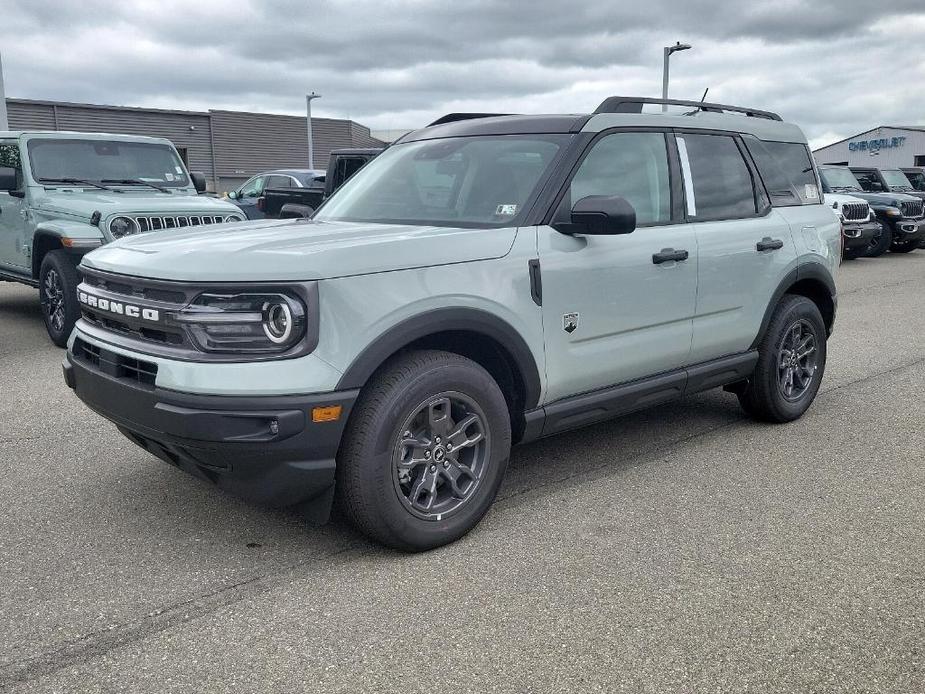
[165,172,175,181]
[175,166,183,174]
[495,204,518,217]
[804,184,819,200]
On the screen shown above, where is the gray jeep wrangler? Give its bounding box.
[64,97,840,551]
[0,131,245,345]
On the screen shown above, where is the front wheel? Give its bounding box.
[39,250,81,348]
[738,295,827,423]
[337,350,512,551]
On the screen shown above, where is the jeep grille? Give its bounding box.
[900,200,924,219]
[841,202,868,222]
[135,214,227,233]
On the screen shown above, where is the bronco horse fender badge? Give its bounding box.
[563,312,579,334]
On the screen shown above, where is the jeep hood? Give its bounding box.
[840,191,918,207]
[81,219,518,282]
[34,189,239,221]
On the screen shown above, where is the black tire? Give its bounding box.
[842,248,864,261]
[738,294,827,423]
[889,238,919,253]
[39,250,81,348]
[864,223,892,257]
[337,350,511,551]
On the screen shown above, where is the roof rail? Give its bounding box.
[428,113,512,126]
[594,96,782,121]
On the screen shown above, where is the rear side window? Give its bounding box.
[266,175,293,189]
[745,139,820,206]
[562,132,672,226]
[677,134,757,220]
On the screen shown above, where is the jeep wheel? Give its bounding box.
[39,250,81,348]
[337,350,511,551]
[864,224,892,257]
[738,295,826,423]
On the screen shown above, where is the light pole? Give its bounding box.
[0,52,8,131]
[662,42,691,111]
[306,92,322,169]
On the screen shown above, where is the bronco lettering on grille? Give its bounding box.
[78,291,160,322]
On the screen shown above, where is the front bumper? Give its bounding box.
[888,218,925,242]
[64,344,357,518]
[842,220,881,251]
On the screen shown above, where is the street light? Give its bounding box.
[0,52,8,131]
[662,42,692,111]
[306,92,322,169]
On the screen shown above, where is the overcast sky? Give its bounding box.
[2,0,924,148]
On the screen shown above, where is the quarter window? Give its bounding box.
[678,134,758,220]
[744,138,820,205]
[0,143,23,190]
[562,132,671,225]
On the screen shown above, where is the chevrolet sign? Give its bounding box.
[77,291,160,322]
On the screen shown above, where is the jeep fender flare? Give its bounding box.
[31,220,104,277]
[751,264,837,350]
[335,307,543,409]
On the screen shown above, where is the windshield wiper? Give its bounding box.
[102,178,172,194]
[38,177,122,193]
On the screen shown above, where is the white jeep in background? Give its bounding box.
[823,192,881,260]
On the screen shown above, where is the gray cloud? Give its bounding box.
[1,0,924,147]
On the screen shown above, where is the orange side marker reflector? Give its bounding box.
[312,405,342,423]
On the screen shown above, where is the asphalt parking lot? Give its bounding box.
[1,254,923,693]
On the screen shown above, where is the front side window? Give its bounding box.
[851,170,884,192]
[315,135,567,228]
[0,142,23,190]
[678,134,757,220]
[240,175,266,198]
[745,138,819,205]
[27,138,189,187]
[559,132,671,226]
[904,170,925,191]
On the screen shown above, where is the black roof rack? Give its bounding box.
[428,113,512,126]
[594,96,782,121]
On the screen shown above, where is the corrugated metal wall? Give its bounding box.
[6,99,385,193]
[813,127,925,168]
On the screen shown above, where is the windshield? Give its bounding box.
[27,139,190,188]
[881,169,914,189]
[820,168,862,192]
[314,135,567,227]
[905,170,925,191]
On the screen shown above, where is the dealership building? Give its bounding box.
[813,126,925,168]
[4,98,384,193]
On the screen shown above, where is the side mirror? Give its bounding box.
[567,195,636,235]
[227,190,238,200]
[0,167,17,192]
[190,171,207,193]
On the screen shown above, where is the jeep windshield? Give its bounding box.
[27,138,190,189]
[313,135,568,228]
[820,168,863,193]
[880,169,915,191]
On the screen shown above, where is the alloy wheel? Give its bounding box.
[392,391,490,520]
[776,319,818,402]
[41,269,66,333]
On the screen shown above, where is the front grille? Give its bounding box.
[841,202,869,221]
[135,214,227,233]
[73,337,158,387]
[900,200,924,219]
[82,273,186,304]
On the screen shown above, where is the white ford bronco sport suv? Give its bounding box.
[64,97,839,551]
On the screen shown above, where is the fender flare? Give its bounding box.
[335,307,543,409]
[751,263,837,349]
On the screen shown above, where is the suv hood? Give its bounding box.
[33,189,239,221]
[81,219,518,282]
[834,190,919,207]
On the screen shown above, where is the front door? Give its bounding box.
[0,140,28,271]
[538,131,697,404]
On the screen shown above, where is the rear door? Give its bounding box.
[677,132,799,363]
[0,140,28,271]
[538,130,698,403]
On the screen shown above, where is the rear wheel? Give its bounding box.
[39,250,81,348]
[337,350,512,551]
[738,295,826,423]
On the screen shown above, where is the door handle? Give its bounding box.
[652,248,689,264]
[756,237,784,252]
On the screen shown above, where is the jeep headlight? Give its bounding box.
[171,292,307,354]
[885,207,902,217]
[224,214,246,223]
[109,216,139,239]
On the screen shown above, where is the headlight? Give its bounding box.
[885,207,902,217]
[109,216,139,238]
[170,292,307,354]
[224,214,245,223]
